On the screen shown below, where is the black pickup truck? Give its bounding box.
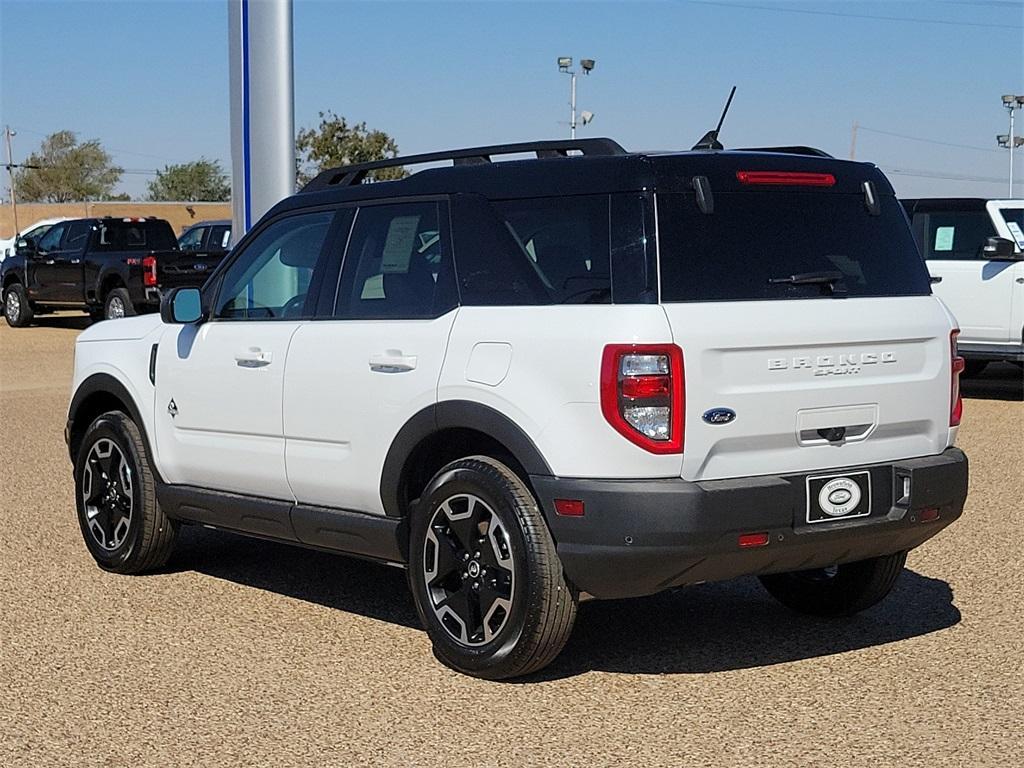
[1,217,224,326]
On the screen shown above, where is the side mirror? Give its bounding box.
[161,286,205,324]
[16,237,37,254]
[981,237,1019,260]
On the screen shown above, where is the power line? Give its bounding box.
[685,0,1022,30]
[859,125,1003,154]
[10,126,191,165]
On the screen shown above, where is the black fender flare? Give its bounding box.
[67,373,150,462]
[379,400,553,517]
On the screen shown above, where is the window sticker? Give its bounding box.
[381,215,421,273]
[933,226,955,252]
[1006,221,1024,249]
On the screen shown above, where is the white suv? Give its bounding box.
[66,139,969,679]
[902,197,1024,374]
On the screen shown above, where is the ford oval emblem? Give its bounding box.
[702,407,736,425]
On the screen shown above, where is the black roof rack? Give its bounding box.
[733,145,833,158]
[301,138,629,192]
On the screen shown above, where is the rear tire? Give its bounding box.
[104,287,136,320]
[963,360,988,378]
[759,551,906,617]
[73,411,177,574]
[408,456,577,680]
[3,283,34,327]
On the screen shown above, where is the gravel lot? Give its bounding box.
[1,315,1021,767]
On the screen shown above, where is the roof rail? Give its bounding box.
[733,146,834,158]
[301,138,629,192]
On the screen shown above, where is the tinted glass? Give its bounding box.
[63,221,92,251]
[37,223,67,251]
[94,221,177,251]
[998,208,1024,248]
[209,225,232,249]
[334,202,456,319]
[913,210,995,261]
[452,194,646,306]
[178,226,207,250]
[658,193,931,302]
[216,210,333,319]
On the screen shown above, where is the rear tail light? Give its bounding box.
[142,255,158,287]
[736,170,836,187]
[950,329,965,427]
[600,344,684,454]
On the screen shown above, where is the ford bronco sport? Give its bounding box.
[66,139,968,679]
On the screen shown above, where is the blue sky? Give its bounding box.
[1,0,1022,199]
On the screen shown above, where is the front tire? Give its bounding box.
[104,287,136,320]
[4,283,34,327]
[408,457,577,679]
[74,411,176,573]
[758,551,907,617]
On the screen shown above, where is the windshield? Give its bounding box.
[657,192,932,302]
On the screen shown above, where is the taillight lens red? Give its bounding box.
[142,255,158,287]
[600,344,685,454]
[736,170,836,187]
[950,329,965,427]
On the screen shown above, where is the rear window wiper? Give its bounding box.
[768,270,847,295]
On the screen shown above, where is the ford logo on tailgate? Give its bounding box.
[193,263,209,271]
[702,407,736,425]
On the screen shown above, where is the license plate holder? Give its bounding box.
[805,471,872,524]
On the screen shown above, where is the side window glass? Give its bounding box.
[178,227,206,251]
[63,221,92,251]
[37,223,68,252]
[94,223,125,251]
[921,211,995,261]
[215,210,334,320]
[334,202,456,319]
[209,225,231,249]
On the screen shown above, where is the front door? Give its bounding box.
[48,220,92,302]
[154,209,337,500]
[915,208,1016,344]
[284,200,458,515]
[26,221,69,302]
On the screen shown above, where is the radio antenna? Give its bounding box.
[692,86,737,151]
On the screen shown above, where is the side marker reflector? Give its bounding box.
[738,532,770,548]
[554,499,585,517]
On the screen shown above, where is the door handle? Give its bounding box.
[70,258,81,265]
[369,350,417,373]
[235,347,272,368]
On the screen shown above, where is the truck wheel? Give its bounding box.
[408,456,577,680]
[963,360,988,378]
[3,283,33,327]
[73,410,177,574]
[758,551,907,617]
[104,288,136,320]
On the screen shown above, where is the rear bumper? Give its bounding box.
[958,341,1024,363]
[531,448,968,600]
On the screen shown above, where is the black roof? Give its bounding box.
[274,137,893,218]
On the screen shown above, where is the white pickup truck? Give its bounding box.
[902,198,1024,374]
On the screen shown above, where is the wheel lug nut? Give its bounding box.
[472,582,479,589]
[461,571,468,579]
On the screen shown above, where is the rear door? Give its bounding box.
[49,220,92,302]
[283,200,458,515]
[656,185,952,482]
[909,204,1014,344]
[154,209,337,499]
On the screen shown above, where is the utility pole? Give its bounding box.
[998,95,1024,197]
[557,57,596,139]
[4,125,19,236]
[849,121,858,161]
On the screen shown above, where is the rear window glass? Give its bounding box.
[658,193,932,302]
[95,221,177,251]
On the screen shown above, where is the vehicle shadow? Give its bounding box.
[534,569,959,680]
[31,314,91,331]
[169,526,959,678]
[961,362,1023,402]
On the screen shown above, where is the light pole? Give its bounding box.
[558,57,595,139]
[998,94,1024,198]
[3,126,19,236]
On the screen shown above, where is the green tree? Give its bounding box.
[15,130,122,202]
[147,158,230,202]
[295,111,405,186]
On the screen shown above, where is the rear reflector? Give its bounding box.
[554,499,585,517]
[738,532,770,548]
[736,170,836,187]
[918,507,940,523]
